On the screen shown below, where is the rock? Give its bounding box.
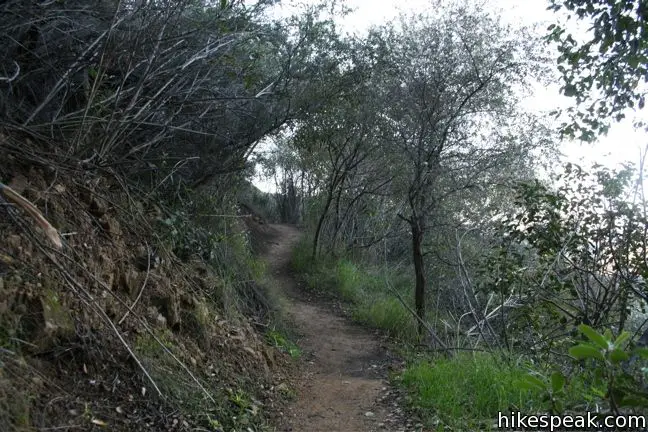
[89,196,108,217]
[146,306,159,321]
[99,215,121,237]
[119,269,141,298]
[41,290,74,338]
[156,313,167,327]
[151,294,180,329]
[18,290,75,352]
[365,412,375,418]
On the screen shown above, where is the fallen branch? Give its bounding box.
[0,182,62,249]
[118,241,151,325]
[0,61,20,83]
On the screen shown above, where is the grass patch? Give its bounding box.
[353,296,417,340]
[399,352,585,430]
[266,329,302,358]
[291,237,418,342]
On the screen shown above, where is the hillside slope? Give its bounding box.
[0,150,293,431]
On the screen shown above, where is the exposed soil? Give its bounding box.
[0,159,290,431]
[257,224,416,432]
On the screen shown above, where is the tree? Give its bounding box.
[548,0,648,139]
[365,8,541,337]
[287,95,383,259]
[483,163,648,351]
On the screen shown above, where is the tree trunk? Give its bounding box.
[411,217,426,337]
[312,190,334,260]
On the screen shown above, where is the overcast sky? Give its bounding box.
[253,0,648,192]
[337,0,648,169]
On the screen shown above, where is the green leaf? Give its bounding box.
[563,84,578,97]
[551,372,566,393]
[578,324,609,349]
[620,396,648,408]
[614,331,631,348]
[569,344,605,361]
[516,374,547,392]
[609,349,629,364]
[633,347,648,359]
[220,0,228,8]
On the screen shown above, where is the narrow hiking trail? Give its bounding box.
[260,224,416,432]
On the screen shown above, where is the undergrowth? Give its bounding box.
[291,237,418,342]
[0,163,291,431]
[266,329,302,359]
[399,353,587,430]
[291,236,592,431]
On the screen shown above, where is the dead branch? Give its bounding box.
[0,61,19,83]
[0,182,62,249]
[384,278,448,350]
[118,241,151,325]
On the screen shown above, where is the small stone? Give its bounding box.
[364,411,375,418]
[156,313,167,326]
[89,196,108,217]
[99,215,121,237]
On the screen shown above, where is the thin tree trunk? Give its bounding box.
[312,190,334,260]
[411,217,426,337]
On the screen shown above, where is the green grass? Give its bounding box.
[399,353,586,430]
[266,329,302,358]
[353,295,417,340]
[291,237,418,342]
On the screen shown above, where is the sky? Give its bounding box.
[252,0,648,192]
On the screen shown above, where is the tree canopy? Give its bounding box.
[548,0,648,139]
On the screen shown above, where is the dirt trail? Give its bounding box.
[260,224,409,432]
